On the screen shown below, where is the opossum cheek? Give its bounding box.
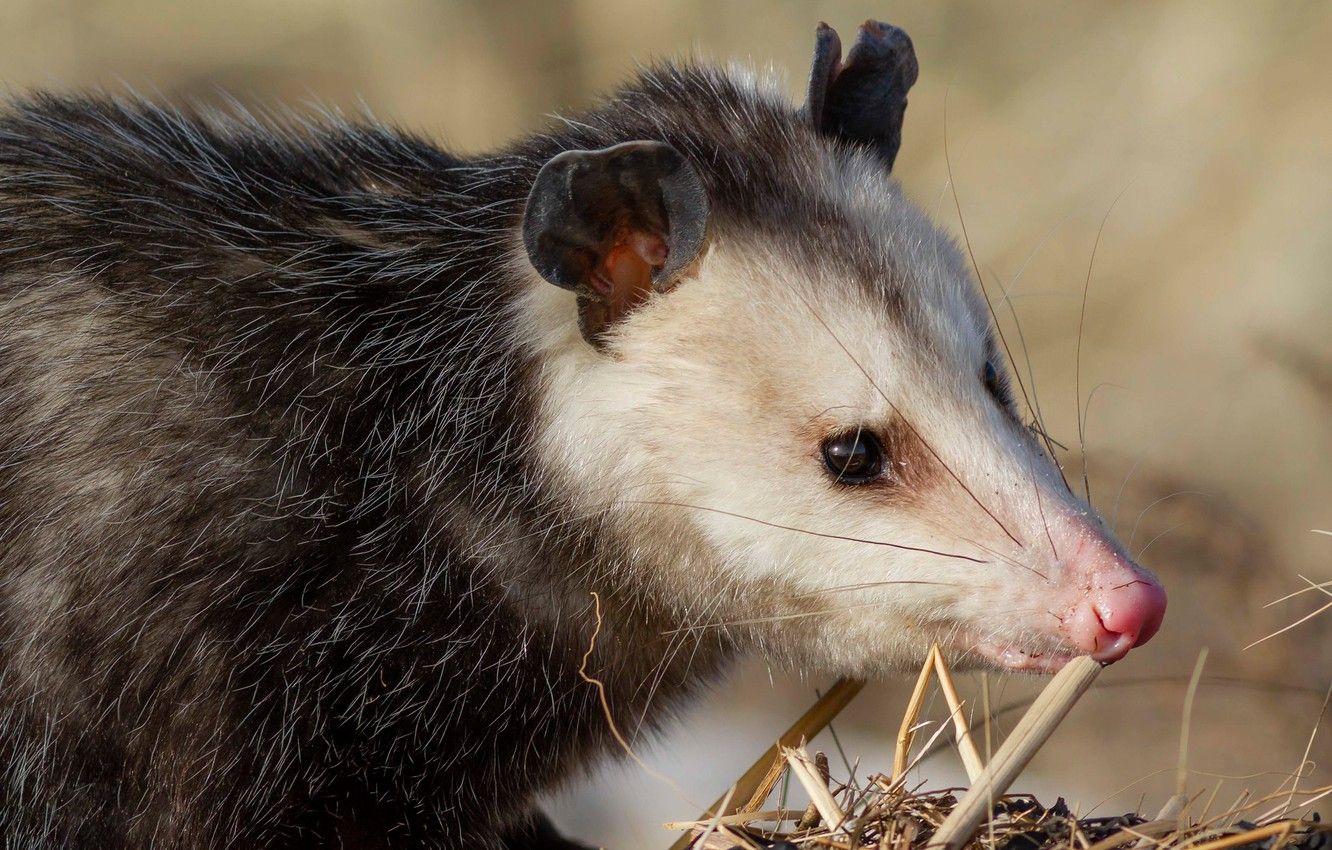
[1055,544,1167,664]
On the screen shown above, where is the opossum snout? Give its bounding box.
[1058,544,1167,664]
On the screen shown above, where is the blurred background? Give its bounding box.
[2,1,1329,846]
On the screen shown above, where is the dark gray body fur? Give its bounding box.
[0,63,871,848]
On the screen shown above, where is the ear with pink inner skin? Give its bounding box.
[521,141,709,349]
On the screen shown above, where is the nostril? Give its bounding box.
[1088,605,1137,662]
[1092,631,1137,663]
[1062,576,1168,664]
[1095,579,1167,647]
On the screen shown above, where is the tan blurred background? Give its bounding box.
[2,1,1330,846]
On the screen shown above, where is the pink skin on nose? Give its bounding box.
[1058,533,1167,664]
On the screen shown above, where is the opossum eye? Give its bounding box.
[821,430,885,484]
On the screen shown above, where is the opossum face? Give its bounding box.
[517,23,1165,675]
[634,229,1167,675]
[519,199,1164,676]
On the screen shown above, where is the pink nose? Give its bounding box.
[1063,575,1167,664]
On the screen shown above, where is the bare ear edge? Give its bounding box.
[805,22,843,131]
[804,19,919,172]
[519,138,708,287]
[521,140,710,348]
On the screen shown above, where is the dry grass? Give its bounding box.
[666,651,1332,850]
[673,784,1331,850]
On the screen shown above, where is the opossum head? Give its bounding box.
[515,21,1165,675]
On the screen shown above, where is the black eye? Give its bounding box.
[821,429,885,484]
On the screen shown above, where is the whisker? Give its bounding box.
[938,104,1059,562]
[957,536,1049,582]
[1079,381,1128,472]
[985,264,1063,561]
[1109,456,1144,537]
[1135,523,1183,561]
[994,218,1077,480]
[467,475,707,557]
[987,264,1065,488]
[628,499,989,564]
[1075,185,1132,508]
[1026,421,1069,452]
[1127,490,1210,552]
[1032,474,1060,562]
[943,101,1055,490]
[662,597,947,635]
[996,216,1074,309]
[789,579,955,599]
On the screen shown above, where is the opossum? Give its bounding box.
[0,18,1166,850]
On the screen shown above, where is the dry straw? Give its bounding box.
[667,647,1332,850]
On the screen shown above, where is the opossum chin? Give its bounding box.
[779,623,1080,679]
[854,620,1084,676]
[948,631,1085,674]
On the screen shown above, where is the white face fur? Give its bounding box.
[515,151,1165,677]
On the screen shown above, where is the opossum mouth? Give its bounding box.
[948,632,1082,674]
[971,640,1078,673]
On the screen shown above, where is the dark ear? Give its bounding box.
[805,20,919,171]
[521,141,709,349]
